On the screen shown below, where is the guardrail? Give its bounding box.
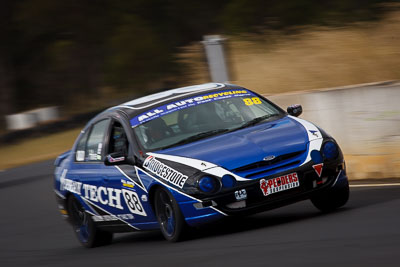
[0,109,102,144]
[266,81,400,179]
[5,106,59,130]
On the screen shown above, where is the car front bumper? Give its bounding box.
[181,159,348,226]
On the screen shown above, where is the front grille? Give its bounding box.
[232,150,306,179]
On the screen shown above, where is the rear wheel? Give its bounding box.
[67,196,113,248]
[154,187,187,242]
[311,182,350,212]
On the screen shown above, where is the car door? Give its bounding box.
[101,118,157,229]
[68,119,127,221]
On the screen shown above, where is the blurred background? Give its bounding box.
[1,0,400,178]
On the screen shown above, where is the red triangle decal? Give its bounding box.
[312,163,323,177]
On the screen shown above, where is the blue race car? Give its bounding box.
[54,83,349,247]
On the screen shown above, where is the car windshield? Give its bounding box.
[132,93,283,151]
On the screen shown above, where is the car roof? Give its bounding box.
[112,83,247,118]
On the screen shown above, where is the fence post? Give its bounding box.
[202,35,230,83]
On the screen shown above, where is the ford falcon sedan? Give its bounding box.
[54,83,349,247]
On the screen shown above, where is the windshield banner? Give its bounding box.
[130,89,256,127]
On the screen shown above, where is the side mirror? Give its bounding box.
[104,152,133,166]
[287,104,303,117]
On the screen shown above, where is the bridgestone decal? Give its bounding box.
[143,156,188,188]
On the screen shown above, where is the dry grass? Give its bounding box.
[0,128,81,170]
[179,10,400,95]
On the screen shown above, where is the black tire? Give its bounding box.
[67,196,113,248]
[154,187,187,242]
[311,182,350,212]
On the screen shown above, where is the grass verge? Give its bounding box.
[0,128,81,170]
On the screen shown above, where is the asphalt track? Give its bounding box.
[1,160,399,267]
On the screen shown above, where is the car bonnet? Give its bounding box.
[153,116,312,175]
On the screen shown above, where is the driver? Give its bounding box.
[110,126,128,154]
[145,118,171,145]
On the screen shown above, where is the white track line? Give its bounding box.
[350,183,400,188]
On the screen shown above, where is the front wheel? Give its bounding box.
[67,196,113,248]
[154,187,187,242]
[311,181,350,212]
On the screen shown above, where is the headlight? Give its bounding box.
[322,141,338,160]
[198,176,220,193]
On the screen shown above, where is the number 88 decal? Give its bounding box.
[243,97,262,106]
[122,189,147,216]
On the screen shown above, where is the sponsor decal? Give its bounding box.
[59,171,81,195]
[130,89,253,127]
[81,184,124,210]
[143,156,188,188]
[118,166,147,192]
[234,189,247,201]
[76,150,85,161]
[121,179,135,189]
[312,163,323,177]
[60,177,123,210]
[107,154,125,163]
[260,173,299,196]
[92,213,134,222]
[97,143,102,157]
